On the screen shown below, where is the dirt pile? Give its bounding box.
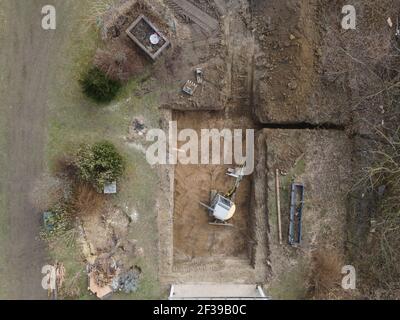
[251,0,350,125]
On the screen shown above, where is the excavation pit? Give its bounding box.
[172,112,254,265]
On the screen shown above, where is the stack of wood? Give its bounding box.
[91,258,118,287]
[88,257,119,299]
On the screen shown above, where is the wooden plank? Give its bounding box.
[275,169,283,245]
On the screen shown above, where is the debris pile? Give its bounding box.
[87,257,118,299]
[111,266,142,293]
[128,117,148,140]
[89,257,119,288]
[88,257,142,299]
[77,204,144,299]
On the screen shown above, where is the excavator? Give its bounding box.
[199,163,246,227]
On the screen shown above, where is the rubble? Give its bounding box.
[111,266,142,293]
[87,257,142,298]
[128,117,148,140]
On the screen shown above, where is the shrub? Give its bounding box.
[40,203,74,240]
[93,43,146,82]
[75,141,124,191]
[308,249,344,299]
[80,67,122,103]
[53,155,78,179]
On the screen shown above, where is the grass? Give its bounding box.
[44,0,163,299]
[350,126,400,298]
[267,257,309,300]
[0,96,7,295]
[48,232,93,300]
[308,249,344,299]
[0,0,11,297]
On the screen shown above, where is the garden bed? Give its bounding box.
[126,14,169,60]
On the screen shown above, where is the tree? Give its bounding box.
[80,67,122,103]
[75,141,124,190]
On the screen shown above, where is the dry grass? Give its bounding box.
[53,155,78,179]
[320,1,400,298]
[321,0,400,117]
[82,0,119,32]
[54,155,109,217]
[93,41,146,81]
[308,249,344,299]
[71,183,108,216]
[356,126,400,298]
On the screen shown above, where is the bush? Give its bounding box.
[308,249,344,299]
[93,43,146,82]
[80,67,122,103]
[75,141,124,190]
[40,203,74,240]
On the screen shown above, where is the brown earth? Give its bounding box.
[251,0,351,125]
[173,111,253,262]
[157,0,266,285]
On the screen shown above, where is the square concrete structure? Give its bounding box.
[126,14,170,60]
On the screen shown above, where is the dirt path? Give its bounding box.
[0,0,68,299]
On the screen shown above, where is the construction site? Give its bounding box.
[1,0,399,300]
[77,0,400,299]
[101,0,347,297]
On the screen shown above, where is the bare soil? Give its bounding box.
[173,111,253,262]
[157,0,269,285]
[251,0,350,125]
